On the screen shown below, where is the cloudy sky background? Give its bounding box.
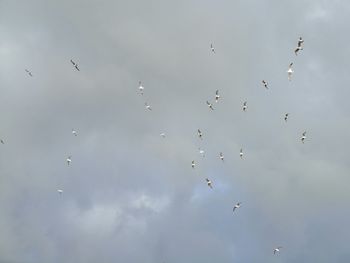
[1,0,350,262]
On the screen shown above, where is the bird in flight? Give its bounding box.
[301,131,307,143]
[284,113,289,122]
[242,101,247,111]
[25,69,33,77]
[138,81,144,95]
[72,129,77,136]
[206,178,213,189]
[297,36,304,47]
[262,80,268,89]
[294,46,303,56]
[0,139,4,144]
[215,90,220,103]
[198,129,203,140]
[199,148,205,157]
[57,189,63,195]
[210,43,215,53]
[145,102,152,111]
[70,59,80,71]
[219,152,224,161]
[160,133,166,138]
[206,101,214,110]
[191,160,195,168]
[233,202,241,212]
[287,63,294,81]
[240,148,243,159]
[273,246,283,255]
[66,156,72,165]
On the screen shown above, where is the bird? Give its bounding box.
[199,148,205,157]
[206,178,213,189]
[57,189,63,194]
[145,103,152,111]
[262,80,268,89]
[70,59,80,71]
[66,156,72,165]
[191,160,195,168]
[206,101,214,110]
[198,129,203,140]
[240,148,243,159]
[233,202,241,212]
[219,152,224,161]
[242,101,247,111]
[25,69,33,77]
[72,129,77,136]
[301,131,307,143]
[273,246,283,255]
[0,139,4,144]
[284,113,289,122]
[294,46,303,56]
[160,133,166,138]
[210,43,215,53]
[138,81,144,95]
[215,90,220,103]
[297,36,304,47]
[287,63,294,81]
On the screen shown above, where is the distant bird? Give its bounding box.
[191,160,195,168]
[219,152,224,161]
[294,46,303,56]
[210,43,215,53]
[301,131,307,143]
[233,202,241,212]
[72,129,77,136]
[145,103,152,111]
[262,80,268,89]
[57,189,63,194]
[242,101,247,111]
[284,113,289,122]
[287,63,294,81]
[160,133,166,138]
[215,90,220,103]
[70,59,80,71]
[199,148,205,157]
[198,129,203,140]
[138,81,144,95]
[206,178,213,189]
[240,148,243,159]
[206,101,214,110]
[273,246,283,255]
[0,139,4,144]
[25,69,33,77]
[297,36,304,47]
[66,156,72,165]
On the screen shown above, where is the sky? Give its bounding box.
[1,0,350,262]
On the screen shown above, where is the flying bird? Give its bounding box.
[301,131,307,143]
[242,101,247,111]
[72,129,77,136]
[198,129,203,140]
[145,102,152,111]
[160,133,166,138]
[294,46,303,56]
[210,43,215,53]
[66,156,72,165]
[273,246,283,255]
[138,81,144,95]
[57,189,63,194]
[206,101,214,110]
[25,69,33,77]
[297,36,304,47]
[215,90,220,103]
[70,59,80,71]
[199,148,205,157]
[191,160,195,168]
[0,139,4,144]
[262,80,268,89]
[206,178,213,189]
[284,113,289,122]
[219,152,224,161]
[233,202,241,212]
[287,63,294,81]
[240,148,243,159]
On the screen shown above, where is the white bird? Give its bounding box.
[57,189,63,194]
[70,59,80,71]
[210,43,215,53]
[199,148,205,157]
[287,63,294,81]
[273,246,283,255]
[138,81,144,95]
[25,69,33,77]
[145,103,152,111]
[301,131,307,143]
[284,113,289,122]
[66,156,72,165]
[240,148,243,159]
[215,90,220,103]
[219,152,224,161]
[72,129,77,136]
[191,160,195,168]
[242,101,247,111]
[160,133,166,138]
[233,202,241,212]
[198,129,203,140]
[206,101,214,110]
[206,178,213,189]
[262,80,268,89]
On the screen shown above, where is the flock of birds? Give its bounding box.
[0,36,308,258]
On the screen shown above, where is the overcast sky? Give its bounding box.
[1,0,350,262]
